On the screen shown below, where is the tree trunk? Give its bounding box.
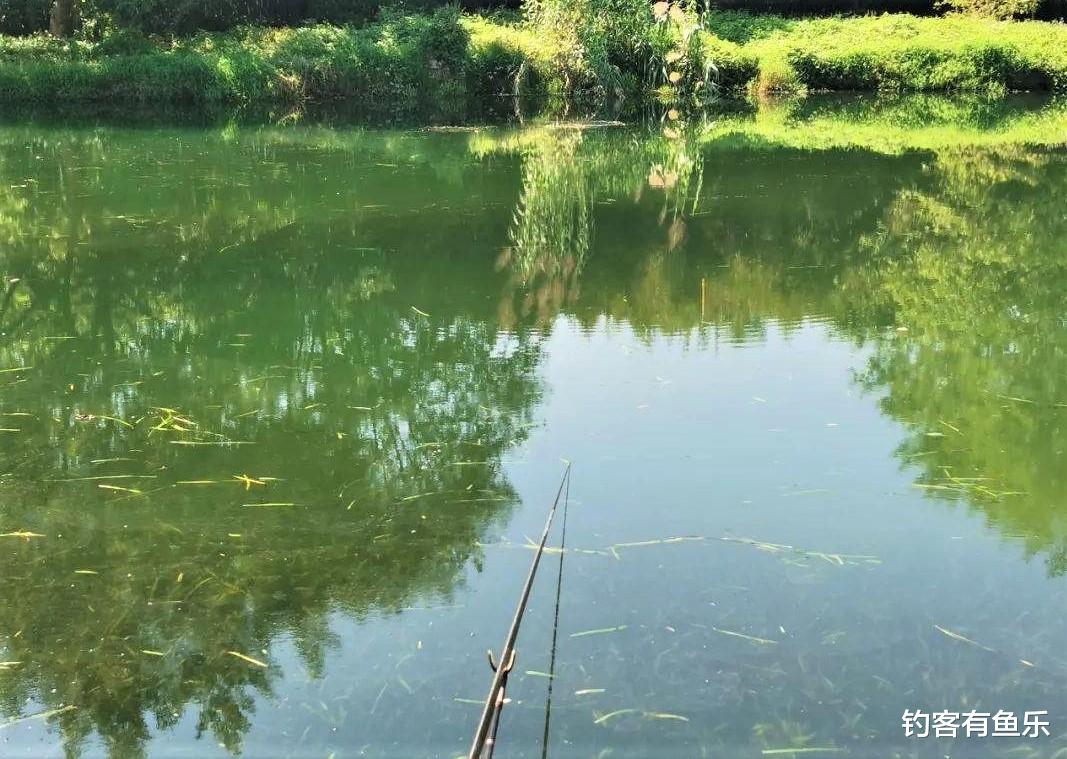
[49,0,79,38]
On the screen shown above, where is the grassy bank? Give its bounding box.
[0,9,1066,111]
[705,11,1067,94]
[0,9,570,117]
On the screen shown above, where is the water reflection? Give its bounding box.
[0,98,1066,755]
[0,129,544,755]
[487,113,1067,585]
[855,145,1067,577]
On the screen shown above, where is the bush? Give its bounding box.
[708,0,1066,18]
[0,0,50,35]
[5,0,1067,40]
[93,27,156,55]
[703,11,1067,94]
[1,6,1066,110]
[938,0,1040,19]
[0,0,521,37]
[697,32,758,91]
[92,0,386,34]
[527,0,670,90]
[19,6,474,114]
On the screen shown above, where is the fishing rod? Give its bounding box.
[539,469,570,759]
[467,463,572,759]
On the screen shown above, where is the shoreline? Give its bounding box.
[1,93,1065,155]
[0,11,1065,115]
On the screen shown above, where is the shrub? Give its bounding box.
[526,0,670,96]
[938,0,1039,19]
[705,11,1067,93]
[754,49,802,93]
[93,27,156,55]
[0,0,519,37]
[1,6,1067,110]
[708,0,1066,19]
[0,0,50,35]
[697,33,758,91]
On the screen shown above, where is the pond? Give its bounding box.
[2,96,1067,758]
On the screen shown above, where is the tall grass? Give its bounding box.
[0,8,1065,109]
[706,11,1067,94]
[0,8,569,115]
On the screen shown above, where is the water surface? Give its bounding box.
[2,99,1067,758]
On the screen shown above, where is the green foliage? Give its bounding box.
[0,7,533,116]
[712,0,937,12]
[526,0,675,98]
[1,7,1067,109]
[938,0,1039,19]
[0,0,518,36]
[705,11,1067,94]
[463,13,568,99]
[3,0,1066,39]
[696,33,757,91]
[92,26,156,55]
[521,0,729,106]
[711,0,1067,19]
[0,0,50,35]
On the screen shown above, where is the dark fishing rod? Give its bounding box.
[539,469,570,759]
[467,463,572,759]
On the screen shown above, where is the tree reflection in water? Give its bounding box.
[2,99,1067,754]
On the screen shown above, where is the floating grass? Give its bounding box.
[645,711,690,722]
[593,709,691,725]
[593,708,640,725]
[570,625,627,638]
[933,624,996,653]
[98,484,143,494]
[610,536,707,551]
[170,440,255,446]
[51,475,157,482]
[233,474,267,489]
[226,651,268,668]
[719,536,880,567]
[80,414,133,428]
[712,627,779,646]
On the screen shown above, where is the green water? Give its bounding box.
[2,99,1067,758]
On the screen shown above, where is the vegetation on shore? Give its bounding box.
[0,3,1066,111]
[706,11,1067,95]
[0,8,561,117]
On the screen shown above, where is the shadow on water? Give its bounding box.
[0,94,1066,756]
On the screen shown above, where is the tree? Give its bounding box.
[49,0,79,37]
